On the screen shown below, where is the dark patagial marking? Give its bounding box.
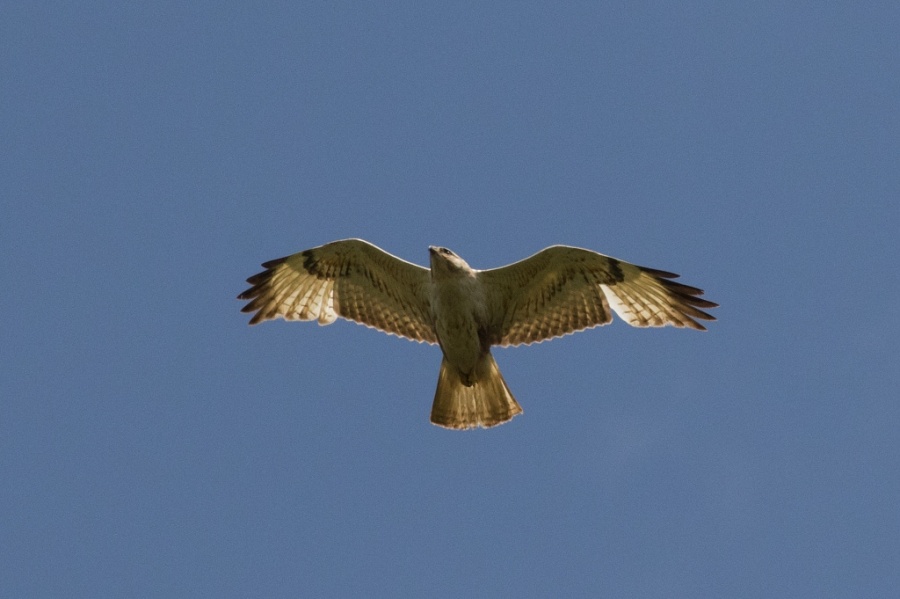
[301,250,329,279]
[607,258,625,283]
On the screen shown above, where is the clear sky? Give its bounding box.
[3,2,899,597]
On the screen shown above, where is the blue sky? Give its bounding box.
[3,2,899,597]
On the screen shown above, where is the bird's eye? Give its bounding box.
[440,248,451,255]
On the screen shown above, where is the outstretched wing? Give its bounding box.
[238,239,437,344]
[479,245,717,347]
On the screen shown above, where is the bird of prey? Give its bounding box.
[238,239,716,430]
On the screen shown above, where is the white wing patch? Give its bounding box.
[601,281,684,328]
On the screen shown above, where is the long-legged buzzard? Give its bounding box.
[239,239,717,430]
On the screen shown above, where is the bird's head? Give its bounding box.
[428,246,474,278]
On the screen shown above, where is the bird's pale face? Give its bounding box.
[429,246,474,278]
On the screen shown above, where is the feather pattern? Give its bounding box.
[479,245,716,346]
[239,240,717,429]
[238,238,437,343]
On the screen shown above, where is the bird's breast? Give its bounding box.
[430,277,487,376]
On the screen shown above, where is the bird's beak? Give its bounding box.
[428,246,438,255]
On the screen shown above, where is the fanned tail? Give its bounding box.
[430,353,522,430]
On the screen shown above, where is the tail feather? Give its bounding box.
[430,353,523,430]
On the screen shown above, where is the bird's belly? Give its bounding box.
[435,312,482,381]
[431,275,489,384]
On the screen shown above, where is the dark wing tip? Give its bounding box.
[237,283,261,301]
[638,266,680,279]
[238,287,270,324]
[261,256,288,269]
[641,266,718,326]
[238,295,262,313]
[246,311,267,325]
[244,271,269,286]
[238,259,285,324]
[688,297,719,309]
[690,309,716,323]
[246,256,288,286]
[237,269,274,300]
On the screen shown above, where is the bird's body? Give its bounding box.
[426,247,521,427]
[238,239,717,429]
[429,248,485,382]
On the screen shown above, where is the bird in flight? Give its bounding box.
[238,239,716,430]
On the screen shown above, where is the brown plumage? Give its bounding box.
[238,239,717,429]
